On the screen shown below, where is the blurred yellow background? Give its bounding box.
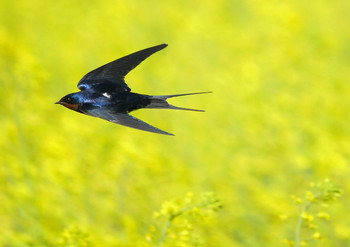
[1,0,350,246]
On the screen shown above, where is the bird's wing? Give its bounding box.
[77,44,168,93]
[85,108,174,136]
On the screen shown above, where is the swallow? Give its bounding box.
[56,44,210,135]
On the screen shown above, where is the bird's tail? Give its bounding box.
[145,92,211,112]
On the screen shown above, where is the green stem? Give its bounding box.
[295,202,311,247]
[158,218,172,247]
[295,208,304,247]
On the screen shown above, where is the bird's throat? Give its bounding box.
[60,103,80,111]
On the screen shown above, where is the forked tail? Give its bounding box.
[145,92,211,112]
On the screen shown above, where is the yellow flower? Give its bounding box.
[312,232,323,240]
[292,195,303,204]
[160,201,180,216]
[300,240,307,246]
[283,239,294,246]
[306,191,315,202]
[301,212,314,222]
[153,212,161,219]
[279,214,288,221]
[145,234,152,242]
[317,211,330,220]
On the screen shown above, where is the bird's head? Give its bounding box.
[55,93,82,112]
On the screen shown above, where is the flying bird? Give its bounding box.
[56,44,210,135]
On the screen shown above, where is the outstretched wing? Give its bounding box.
[77,44,168,93]
[84,107,174,136]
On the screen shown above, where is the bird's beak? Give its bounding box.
[55,101,62,104]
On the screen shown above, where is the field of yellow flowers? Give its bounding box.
[1,0,350,246]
